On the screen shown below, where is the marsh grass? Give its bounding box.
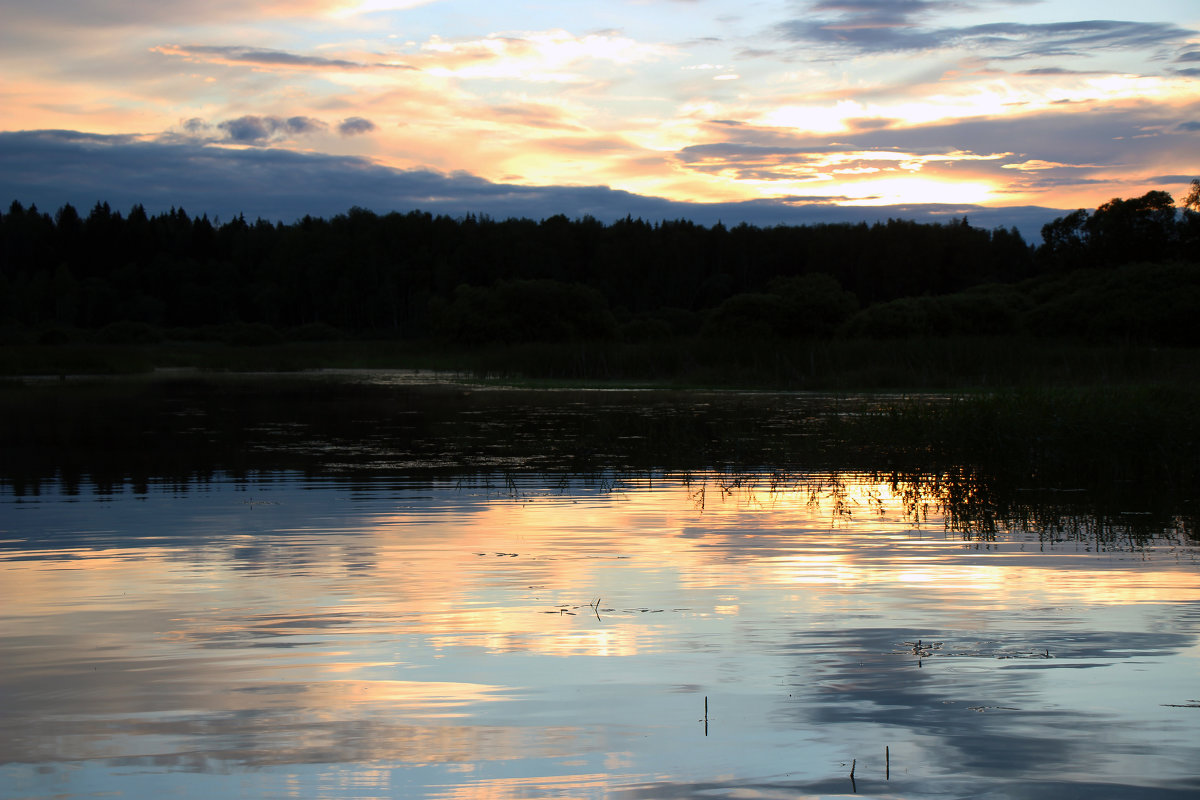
[2,373,1195,547]
[5,334,1200,395]
[845,385,1199,487]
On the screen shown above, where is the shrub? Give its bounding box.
[94,321,163,345]
[619,317,674,343]
[703,293,792,339]
[219,322,284,346]
[434,280,617,344]
[286,322,348,342]
[1022,262,1200,345]
[843,297,936,338]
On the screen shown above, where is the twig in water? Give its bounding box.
[849,758,857,793]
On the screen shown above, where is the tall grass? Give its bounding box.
[837,384,1200,496]
[4,334,1200,395]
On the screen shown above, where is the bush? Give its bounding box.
[619,317,674,343]
[843,297,937,338]
[843,284,1028,339]
[0,326,33,346]
[1022,262,1200,345]
[434,280,617,344]
[703,274,860,340]
[703,293,793,339]
[94,321,163,344]
[35,327,79,345]
[766,273,859,336]
[286,322,348,342]
[219,322,284,346]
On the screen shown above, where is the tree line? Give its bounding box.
[1,183,1198,346]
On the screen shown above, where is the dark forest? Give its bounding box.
[2,185,1199,350]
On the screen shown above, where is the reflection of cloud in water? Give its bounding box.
[769,625,1198,777]
[617,777,1200,800]
[3,468,1199,799]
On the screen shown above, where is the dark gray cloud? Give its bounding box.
[779,0,947,52]
[285,116,327,134]
[217,116,275,143]
[157,44,415,71]
[0,129,1065,238]
[215,115,327,143]
[1019,67,1091,75]
[780,2,1196,61]
[337,117,377,136]
[960,20,1193,58]
[182,117,210,134]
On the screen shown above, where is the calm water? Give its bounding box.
[2,376,1199,800]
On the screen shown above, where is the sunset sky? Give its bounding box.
[2,0,1198,235]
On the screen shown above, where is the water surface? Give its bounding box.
[1,376,1198,799]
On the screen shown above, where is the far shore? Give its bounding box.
[3,335,1199,393]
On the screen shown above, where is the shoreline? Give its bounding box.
[3,335,1199,393]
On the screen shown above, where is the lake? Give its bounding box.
[2,372,1198,800]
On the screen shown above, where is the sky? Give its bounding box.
[2,0,1198,238]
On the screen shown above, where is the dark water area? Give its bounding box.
[2,370,903,486]
[2,372,1198,800]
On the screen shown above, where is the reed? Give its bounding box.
[7,334,1200,394]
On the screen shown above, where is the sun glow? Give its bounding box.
[841,176,998,205]
[329,0,442,18]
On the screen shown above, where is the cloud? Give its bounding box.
[958,21,1194,59]
[475,103,588,132]
[152,44,415,72]
[668,96,1200,208]
[778,0,946,53]
[412,30,674,83]
[779,3,1195,61]
[338,116,377,136]
[215,115,329,143]
[1018,67,1091,75]
[0,129,1065,238]
[674,137,1011,202]
[0,1,344,30]
[1001,159,1091,172]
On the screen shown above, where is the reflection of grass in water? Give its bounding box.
[1,374,1196,544]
